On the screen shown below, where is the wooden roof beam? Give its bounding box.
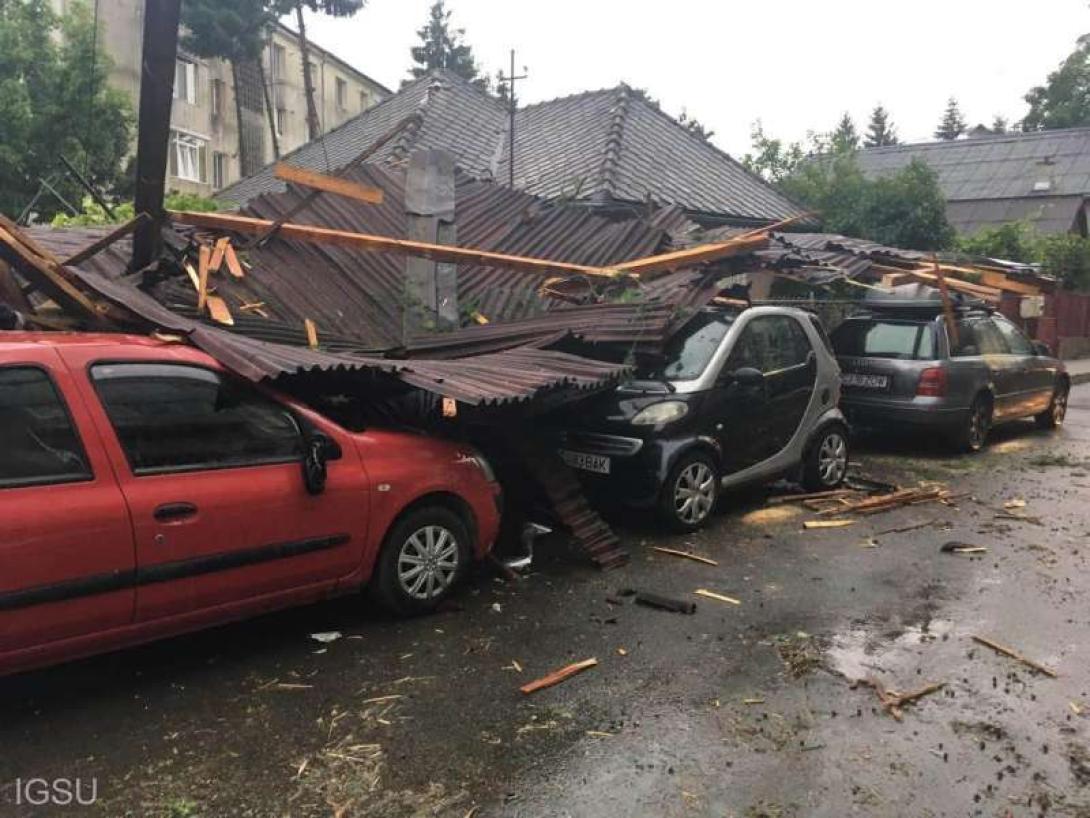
[274,163,385,205]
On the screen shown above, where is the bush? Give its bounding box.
[51,192,221,227]
[956,222,1090,290]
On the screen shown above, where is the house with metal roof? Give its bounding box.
[217,70,807,229]
[855,127,1090,237]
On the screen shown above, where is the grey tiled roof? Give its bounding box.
[855,128,1090,202]
[219,71,806,225]
[946,194,1085,236]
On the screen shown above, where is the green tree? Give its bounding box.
[858,159,954,250]
[0,0,132,221]
[407,1,486,91]
[741,121,808,184]
[957,222,1090,290]
[991,115,1009,134]
[863,105,898,147]
[1023,34,1090,131]
[780,151,869,238]
[957,222,1038,263]
[830,112,859,153]
[934,97,967,140]
[678,109,714,142]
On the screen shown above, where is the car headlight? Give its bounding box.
[631,400,688,426]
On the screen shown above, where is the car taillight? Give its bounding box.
[916,367,947,397]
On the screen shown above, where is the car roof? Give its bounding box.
[0,332,209,359]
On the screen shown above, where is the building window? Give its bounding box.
[168,131,207,183]
[359,90,370,112]
[270,43,286,79]
[212,152,228,190]
[275,107,287,137]
[335,77,348,110]
[210,78,224,121]
[174,58,197,105]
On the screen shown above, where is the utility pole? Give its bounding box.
[498,50,527,189]
[131,0,182,273]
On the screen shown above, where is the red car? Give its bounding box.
[0,333,501,677]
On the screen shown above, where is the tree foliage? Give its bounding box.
[1023,34,1090,131]
[741,121,811,184]
[407,1,486,91]
[830,112,859,153]
[864,105,898,147]
[51,192,221,227]
[934,97,967,140]
[0,0,133,221]
[957,222,1090,290]
[678,109,714,142]
[180,0,281,63]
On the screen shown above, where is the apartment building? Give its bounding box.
[51,0,390,196]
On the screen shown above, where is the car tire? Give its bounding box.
[953,394,992,453]
[801,423,850,491]
[1035,382,1069,430]
[369,506,471,616]
[658,450,720,533]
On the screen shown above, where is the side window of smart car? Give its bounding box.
[0,367,92,489]
[91,362,303,475]
[728,316,813,374]
[992,316,1034,356]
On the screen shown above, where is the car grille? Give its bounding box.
[561,431,644,456]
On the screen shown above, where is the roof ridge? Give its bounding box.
[518,84,627,114]
[597,85,632,199]
[861,126,1090,154]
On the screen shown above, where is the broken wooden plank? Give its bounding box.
[767,489,861,505]
[852,677,944,721]
[608,234,770,279]
[206,295,234,325]
[208,236,229,272]
[62,213,150,267]
[223,241,245,279]
[197,244,211,312]
[520,658,598,695]
[0,225,109,323]
[275,162,385,205]
[651,547,718,566]
[694,588,741,606]
[971,635,1057,678]
[803,519,856,529]
[304,318,319,349]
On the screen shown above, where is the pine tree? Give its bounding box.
[864,105,898,147]
[830,112,859,154]
[407,1,486,91]
[934,97,967,140]
[991,115,1009,134]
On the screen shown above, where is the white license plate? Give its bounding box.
[842,373,889,389]
[560,450,611,474]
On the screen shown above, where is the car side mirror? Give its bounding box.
[729,367,765,389]
[302,432,335,495]
[1032,340,1052,357]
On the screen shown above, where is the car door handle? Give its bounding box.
[154,502,198,522]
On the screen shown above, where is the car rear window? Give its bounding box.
[832,320,936,360]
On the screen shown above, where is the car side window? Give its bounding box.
[952,318,1007,357]
[91,362,303,475]
[727,316,813,374]
[992,316,1034,356]
[0,366,92,489]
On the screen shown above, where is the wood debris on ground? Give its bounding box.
[694,588,742,606]
[940,541,987,554]
[651,546,718,566]
[520,658,598,694]
[803,519,856,529]
[851,677,945,721]
[971,635,1058,678]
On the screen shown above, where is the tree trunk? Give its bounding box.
[230,60,250,174]
[295,3,322,141]
[257,54,280,160]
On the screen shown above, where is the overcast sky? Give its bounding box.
[292,0,1087,158]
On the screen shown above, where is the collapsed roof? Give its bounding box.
[218,70,809,228]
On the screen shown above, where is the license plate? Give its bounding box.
[560,450,611,474]
[842,372,889,389]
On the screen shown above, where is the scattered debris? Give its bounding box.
[520,658,598,695]
[694,588,741,606]
[767,489,861,505]
[940,541,987,554]
[310,631,343,644]
[616,648,628,656]
[651,546,718,566]
[1003,498,1027,509]
[743,697,766,705]
[634,591,697,614]
[851,677,945,721]
[1071,702,1084,717]
[804,519,856,529]
[820,485,950,517]
[874,519,941,536]
[491,603,503,614]
[994,512,1044,525]
[775,633,824,678]
[971,635,1058,678]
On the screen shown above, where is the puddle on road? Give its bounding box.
[825,619,957,678]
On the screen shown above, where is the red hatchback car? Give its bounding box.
[0,333,501,677]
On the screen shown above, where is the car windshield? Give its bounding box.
[636,312,735,381]
[832,319,936,360]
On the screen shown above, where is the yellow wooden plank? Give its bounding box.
[274,162,385,205]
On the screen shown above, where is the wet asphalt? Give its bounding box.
[1,385,1089,818]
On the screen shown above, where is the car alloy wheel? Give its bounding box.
[817,430,848,486]
[1053,387,1069,426]
[397,524,460,600]
[674,461,716,526]
[967,400,990,451]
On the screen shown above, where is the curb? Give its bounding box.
[1073,372,1090,386]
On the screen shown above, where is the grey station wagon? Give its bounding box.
[831,296,1069,452]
